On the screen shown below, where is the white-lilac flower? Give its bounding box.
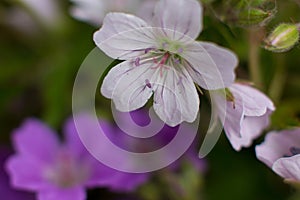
[5,117,148,200]
[70,0,156,26]
[211,83,275,151]
[256,128,300,185]
[94,0,238,127]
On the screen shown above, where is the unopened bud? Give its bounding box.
[237,8,273,27]
[264,23,299,52]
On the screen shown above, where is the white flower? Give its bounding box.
[94,0,238,126]
[70,0,156,26]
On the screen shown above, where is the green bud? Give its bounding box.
[264,23,299,53]
[237,8,273,27]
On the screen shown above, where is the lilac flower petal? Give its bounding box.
[183,42,237,90]
[272,155,300,182]
[229,111,271,151]
[222,92,244,142]
[137,0,156,22]
[63,117,88,157]
[93,13,156,60]
[153,67,199,127]
[107,172,149,192]
[102,61,155,112]
[5,156,50,191]
[152,0,202,40]
[12,119,60,163]
[0,147,35,200]
[230,84,275,116]
[37,187,86,200]
[199,42,238,87]
[256,129,300,168]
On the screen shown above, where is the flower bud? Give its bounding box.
[237,8,273,27]
[264,23,299,52]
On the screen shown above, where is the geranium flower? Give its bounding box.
[211,83,275,151]
[5,117,148,200]
[94,0,238,126]
[70,0,156,26]
[256,128,300,184]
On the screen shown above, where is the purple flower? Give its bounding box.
[256,128,300,184]
[5,117,148,200]
[0,147,34,200]
[94,0,238,127]
[111,108,207,172]
[212,83,275,151]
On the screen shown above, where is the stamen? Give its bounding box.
[135,57,141,66]
[145,79,152,88]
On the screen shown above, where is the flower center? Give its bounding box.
[43,150,90,188]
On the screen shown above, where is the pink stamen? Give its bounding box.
[151,53,170,77]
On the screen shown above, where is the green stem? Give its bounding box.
[268,54,286,103]
[248,29,264,89]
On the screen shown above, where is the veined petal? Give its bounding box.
[199,42,238,87]
[230,83,275,116]
[102,60,155,112]
[273,155,300,182]
[229,111,271,151]
[211,90,244,147]
[152,0,202,40]
[183,41,237,90]
[153,67,199,127]
[93,13,156,59]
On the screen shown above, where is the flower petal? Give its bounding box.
[5,156,49,191]
[153,66,199,127]
[230,110,272,151]
[152,0,202,40]
[199,42,238,87]
[255,128,300,168]
[183,42,237,90]
[211,90,244,148]
[273,155,300,182]
[101,60,155,112]
[93,12,156,59]
[37,187,86,200]
[230,83,275,116]
[12,119,60,164]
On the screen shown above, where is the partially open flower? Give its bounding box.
[212,83,275,151]
[256,129,300,187]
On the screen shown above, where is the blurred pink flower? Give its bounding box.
[0,147,34,200]
[256,128,300,184]
[70,0,157,26]
[212,83,275,151]
[5,117,148,200]
[94,0,238,126]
